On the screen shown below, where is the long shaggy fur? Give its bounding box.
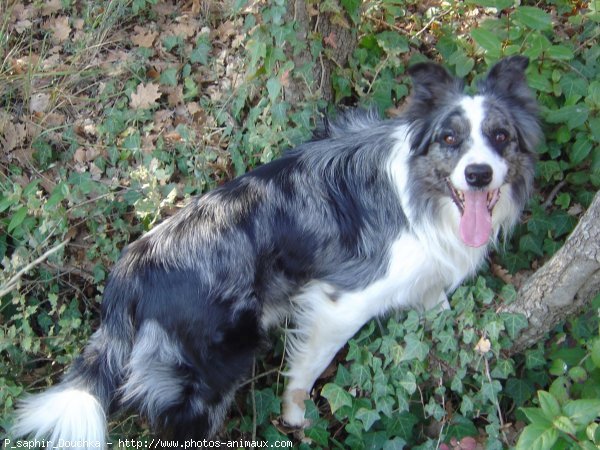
[12,56,540,447]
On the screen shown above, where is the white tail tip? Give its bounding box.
[11,387,106,450]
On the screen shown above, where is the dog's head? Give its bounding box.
[404,56,540,247]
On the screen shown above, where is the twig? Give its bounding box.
[0,239,69,298]
[251,358,257,443]
[277,318,290,395]
[366,54,390,96]
[238,367,281,388]
[483,356,509,444]
[542,179,567,209]
[414,8,453,39]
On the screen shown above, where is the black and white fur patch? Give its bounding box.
[12,56,540,447]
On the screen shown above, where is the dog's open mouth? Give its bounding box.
[447,179,500,248]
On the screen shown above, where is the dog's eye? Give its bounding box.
[442,133,457,146]
[493,130,508,144]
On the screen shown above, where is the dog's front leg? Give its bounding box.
[421,290,450,311]
[281,289,372,428]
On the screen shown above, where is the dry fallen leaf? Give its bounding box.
[1,121,28,152]
[14,19,32,34]
[30,93,51,113]
[474,336,491,355]
[42,0,63,16]
[187,102,201,115]
[47,16,71,43]
[167,17,200,38]
[130,83,161,109]
[165,85,184,107]
[491,263,512,284]
[131,26,158,48]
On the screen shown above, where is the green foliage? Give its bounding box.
[516,306,600,450]
[1,0,599,447]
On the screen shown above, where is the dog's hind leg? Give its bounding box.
[282,284,373,427]
[120,310,260,439]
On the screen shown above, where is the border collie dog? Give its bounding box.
[13,56,539,445]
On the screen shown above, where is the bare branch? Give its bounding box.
[0,239,69,298]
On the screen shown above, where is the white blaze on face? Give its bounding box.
[450,96,509,247]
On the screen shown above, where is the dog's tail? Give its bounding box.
[11,281,134,449]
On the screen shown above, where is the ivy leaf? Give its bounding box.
[334,364,352,387]
[351,363,372,391]
[501,313,528,339]
[505,378,535,406]
[445,415,478,441]
[375,395,394,418]
[304,425,330,446]
[525,348,546,369]
[491,358,515,379]
[482,379,502,403]
[381,413,418,440]
[263,425,291,447]
[484,320,504,341]
[190,35,212,64]
[160,67,178,86]
[528,210,554,234]
[253,388,279,425]
[321,383,352,414]
[399,335,429,362]
[266,77,281,102]
[537,160,562,182]
[519,233,544,257]
[460,395,474,416]
[403,311,421,333]
[398,371,417,395]
[549,211,577,238]
[341,0,361,24]
[356,407,381,431]
[383,437,408,450]
[436,330,457,353]
[375,31,409,55]
[246,37,267,74]
[451,373,464,393]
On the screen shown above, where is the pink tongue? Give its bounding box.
[460,191,492,247]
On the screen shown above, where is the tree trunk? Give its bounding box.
[501,190,600,355]
[284,1,356,103]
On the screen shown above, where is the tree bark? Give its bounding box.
[501,190,600,355]
[284,1,356,103]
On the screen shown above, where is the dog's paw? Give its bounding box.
[281,388,310,429]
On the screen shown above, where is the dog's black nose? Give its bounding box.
[465,164,493,188]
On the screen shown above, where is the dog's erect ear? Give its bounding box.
[481,56,541,152]
[480,56,530,98]
[407,62,461,105]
